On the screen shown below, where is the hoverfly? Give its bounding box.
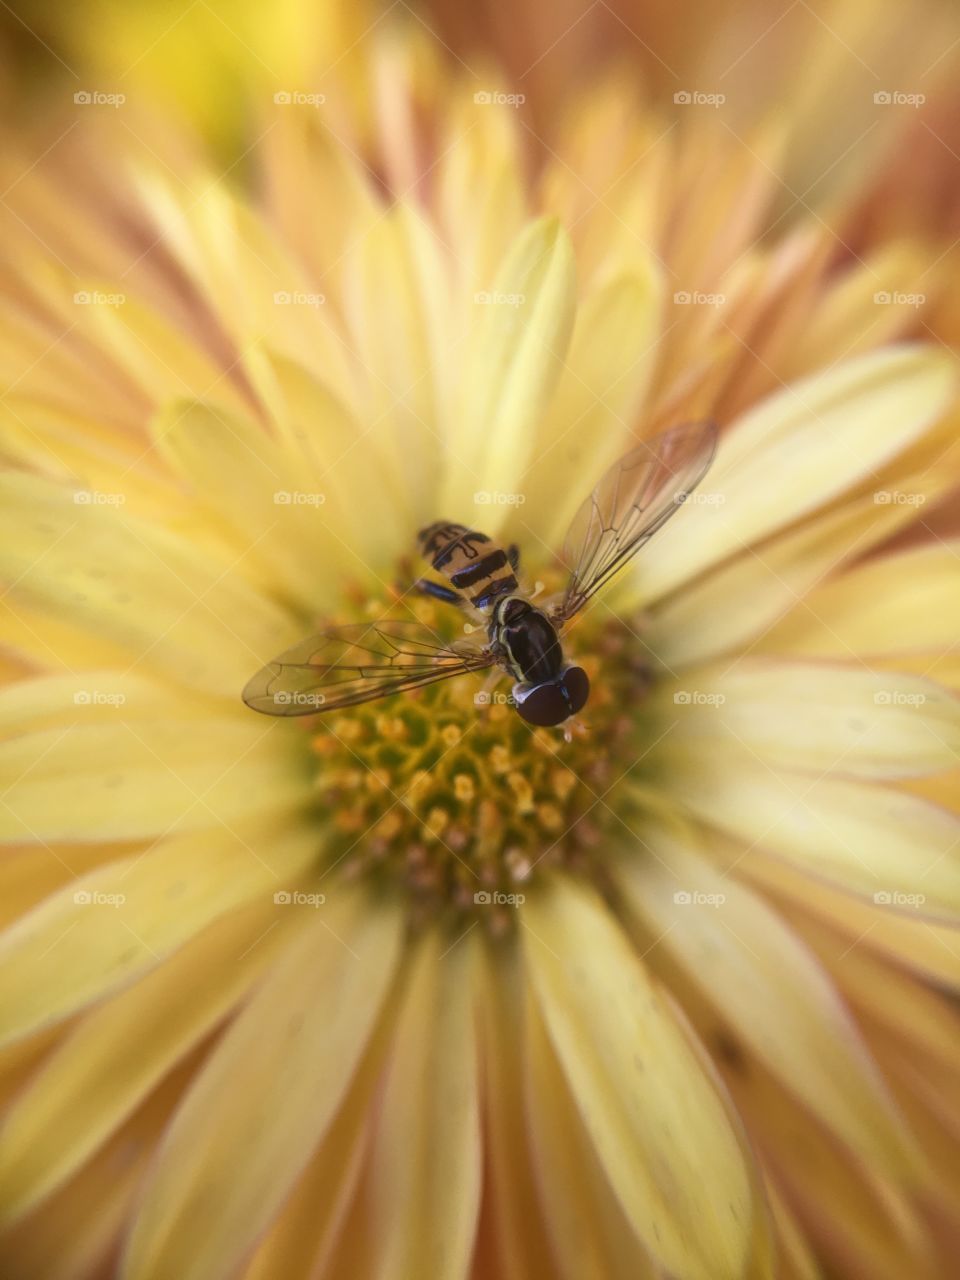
[243,421,717,727]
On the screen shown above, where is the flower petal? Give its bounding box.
[760,541,960,657]
[476,944,558,1280]
[673,758,960,922]
[517,264,662,550]
[740,851,960,990]
[442,217,576,523]
[0,715,304,843]
[361,931,482,1280]
[0,899,288,1225]
[0,819,318,1044]
[615,826,917,1175]
[522,876,765,1280]
[648,478,956,667]
[122,890,402,1280]
[633,345,959,604]
[524,988,659,1279]
[659,660,960,779]
[0,471,294,696]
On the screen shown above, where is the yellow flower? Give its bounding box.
[1,21,960,1280]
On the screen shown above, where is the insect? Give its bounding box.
[243,421,718,727]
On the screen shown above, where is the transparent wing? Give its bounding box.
[242,621,495,716]
[556,421,718,621]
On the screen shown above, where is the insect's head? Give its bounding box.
[511,665,590,727]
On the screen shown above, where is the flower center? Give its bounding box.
[306,579,657,932]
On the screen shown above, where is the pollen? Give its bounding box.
[307,588,653,931]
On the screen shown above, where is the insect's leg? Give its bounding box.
[507,543,521,572]
[414,578,462,606]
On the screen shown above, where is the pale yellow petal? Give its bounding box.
[647,477,956,667]
[0,471,295,697]
[634,346,959,604]
[615,826,917,1175]
[0,819,319,1044]
[0,900,289,1225]
[658,661,960,779]
[0,715,304,842]
[122,891,402,1280]
[739,851,960,990]
[669,759,960,921]
[442,217,576,523]
[517,263,662,550]
[760,541,960,657]
[524,988,657,1280]
[362,931,482,1280]
[522,876,764,1280]
[476,944,558,1280]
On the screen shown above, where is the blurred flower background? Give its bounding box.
[1,1,960,1278]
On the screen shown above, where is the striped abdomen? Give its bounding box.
[417,521,519,610]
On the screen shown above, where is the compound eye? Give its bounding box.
[561,666,590,715]
[512,681,570,727]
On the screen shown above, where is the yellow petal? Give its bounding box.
[0,899,289,1225]
[659,660,960,779]
[341,205,448,520]
[517,263,662,550]
[122,891,402,1280]
[153,399,347,611]
[362,931,482,1280]
[761,541,960,657]
[739,851,960,990]
[0,715,304,842]
[524,989,658,1279]
[634,345,959,604]
[668,760,960,921]
[442,217,576,523]
[615,826,917,1175]
[0,471,294,696]
[522,876,764,1280]
[0,819,318,1044]
[647,477,956,667]
[476,944,558,1280]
